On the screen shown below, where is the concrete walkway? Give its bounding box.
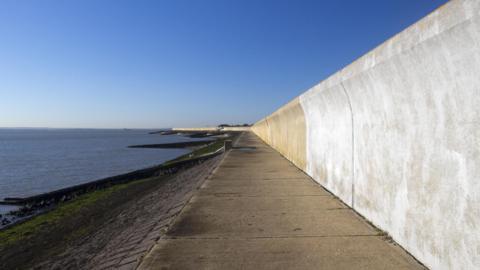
[139,132,424,270]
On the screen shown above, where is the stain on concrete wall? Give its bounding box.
[300,83,354,207]
[253,1,480,269]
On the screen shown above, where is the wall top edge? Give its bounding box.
[255,0,478,124]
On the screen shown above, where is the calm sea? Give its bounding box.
[0,128,197,214]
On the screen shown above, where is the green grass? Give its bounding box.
[0,178,146,248]
[164,140,225,165]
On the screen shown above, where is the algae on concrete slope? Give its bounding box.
[165,140,225,165]
[0,174,170,270]
[0,178,145,248]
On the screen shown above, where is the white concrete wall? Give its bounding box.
[253,1,480,269]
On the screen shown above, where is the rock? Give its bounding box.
[1,217,11,225]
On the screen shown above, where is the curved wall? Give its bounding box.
[253,1,480,269]
[252,98,307,170]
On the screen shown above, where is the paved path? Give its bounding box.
[33,155,223,270]
[85,157,223,270]
[139,132,425,270]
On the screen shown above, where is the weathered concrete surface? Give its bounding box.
[138,132,424,270]
[252,98,306,170]
[253,1,480,269]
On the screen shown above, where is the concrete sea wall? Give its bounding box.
[252,1,480,269]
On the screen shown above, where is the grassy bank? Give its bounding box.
[0,174,166,269]
[0,180,135,248]
[165,139,226,165]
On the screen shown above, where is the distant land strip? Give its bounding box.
[128,140,213,149]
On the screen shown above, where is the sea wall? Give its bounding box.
[252,1,480,269]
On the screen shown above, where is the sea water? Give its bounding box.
[0,128,197,214]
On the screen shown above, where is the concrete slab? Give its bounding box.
[209,172,312,181]
[166,206,377,238]
[201,178,324,188]
[141,237,422,270]
[138,132,425,270]
[187,195,347,211]
[197,182,329,197]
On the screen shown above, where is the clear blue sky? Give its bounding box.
[0,0,447,129]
